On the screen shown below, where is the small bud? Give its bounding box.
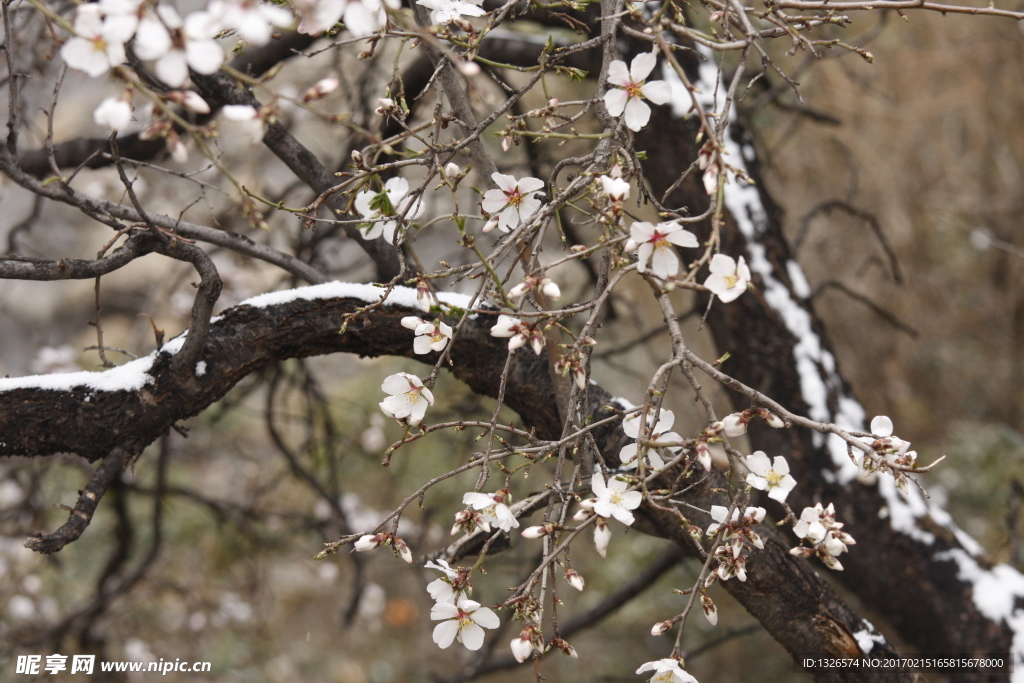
[482,217,499,233]
[565,567,584,591]
[550,637,577,658]
[458,60,480,77]
[303,77,339,102]
[374,97,397,116]
[354,534,382,551]
[593,518,611,558]
[760,409,785,428]
[351,149,364,166]
[700,593,718,625]
[508,281,531,299]
[521,525,550,539]
[651,619,673,636]
[510,635,534,663]
[393,536,413,564]
[623,238,638,253]
[540,278,561,300]
[444,162,461,177]
[168,135,188,164]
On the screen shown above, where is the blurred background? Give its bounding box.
[1,7,1022,682]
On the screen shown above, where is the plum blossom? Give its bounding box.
[593,517,611,557]
[462,489,520,532]
[93,98,133,131]
[60,5,127,77]
[591,472,642,526]
[745,452,797,502]
[303,77,340,102]
[208,0,293,45]
[379,372,434,425]
[133,7,224,88]
[294,0,397,36]
[431,598,500,650]
[490,315,544,355]
[619,408,682,472]
[705,505,766,551]
[599,174,630,203]
[510,624,542,663]
[355,177,424,244]
[508,276,561,301]
[636,658,699,683]
[791,503,856,570]
[417,0,487,24]
[603,51,671,131]
[704,254,751,303]
[481,173,545,233]
[425,559,465,603]
[221,104,268,144]
[401,316,453,354]
[628,221,698,280]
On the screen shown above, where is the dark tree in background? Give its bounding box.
[1,0,1022,680]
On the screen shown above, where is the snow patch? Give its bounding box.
[852,619,887,654]
[0,282,473,395]
[237,282,473,312]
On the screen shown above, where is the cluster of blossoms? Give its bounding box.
[424,559,501,650]
[705,505,766,587]
[490,315,545,355]
[790,502,856,570]
[355,177,425,244]
[595,166,750,299]
[458,489,520,534]
[619,408,682,472]
[863,415,918,492]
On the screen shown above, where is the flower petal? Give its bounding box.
[603,88,628,117]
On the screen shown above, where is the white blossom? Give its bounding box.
[425,559,461,603]
[221,104,266,144]
[591,472,642,526]
[593,517,611,557]
[619,409,683,471]
[630,221,698,280]
[60,5,127,77]
[355,177,424,244]
[603,51,671,131]
[510,633,535,663]
[636,658,699,683]
[209,0,293,45]
[431,598,500,650]
[379,372,434,425]
[93,98,133,131]
[480,173,545,233]
[599,174,630,202]
[294,0,397,37]
[134,7,224,87]
[417,0,486,24]
[744,452,797,503]
[490,315,544,355]
[704,254,751,303]
[401,316,453,354]
[462,490,519,532]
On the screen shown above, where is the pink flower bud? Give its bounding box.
[445,162,461,177]
[303,77,339,102]
[521,525,548,539]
